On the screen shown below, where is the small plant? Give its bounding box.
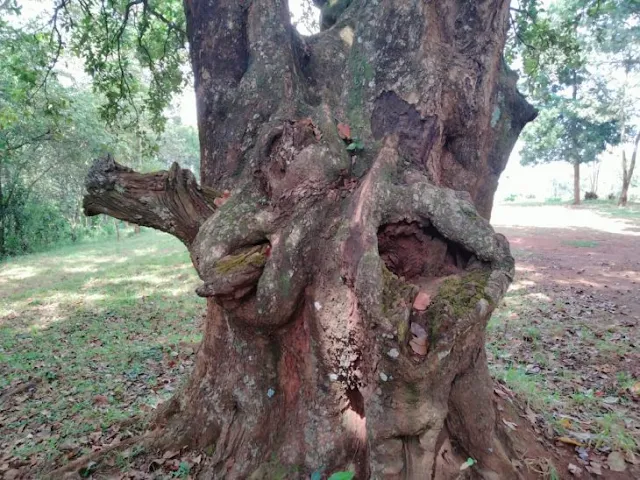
[346,138,365,152]
[174,461,191,478]
[328,471,355,480]
[584,191,598,200]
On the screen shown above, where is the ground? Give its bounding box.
[0,201,639,479]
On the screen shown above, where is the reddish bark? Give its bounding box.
[84,1,538,478]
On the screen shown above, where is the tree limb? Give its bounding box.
[83,154,218,245]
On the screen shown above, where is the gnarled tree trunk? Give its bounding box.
[84,1,536,478]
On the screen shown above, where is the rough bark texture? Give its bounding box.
[84,1,537,478]
[83,154,218,245]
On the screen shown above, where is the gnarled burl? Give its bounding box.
[84,1,537,478]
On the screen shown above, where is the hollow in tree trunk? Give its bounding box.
[83,1,537,478]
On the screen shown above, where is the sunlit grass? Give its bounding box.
[0,230,204,469]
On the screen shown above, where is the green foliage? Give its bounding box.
[513,0,624,186]
[328,471,355,480]
[346,138,365,152]
[0,231,204,471]
[61,0,189,132]
[0,7,200,259]
[520,101,618,167]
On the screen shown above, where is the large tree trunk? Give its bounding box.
[84,1,536,478]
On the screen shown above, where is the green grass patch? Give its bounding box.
[0,231,204,471]
[563,239,599,248]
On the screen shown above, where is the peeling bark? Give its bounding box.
[84,0,537,478]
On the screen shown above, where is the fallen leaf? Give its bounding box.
[585,462,602,476]
[502,419,518,430]
[568,463,582,477]
[93,395,109,405]
[559,417,572,429]
[4,469,20,480]
[555,436,584,447]
[524,407,537,425]
[148,458,164,472]
[163,450,180,460]
[607,452,626,472]
[337,123,352,140]
[413,292,431,311]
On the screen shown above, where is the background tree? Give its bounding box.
[0,7,200,257]
[513,0,620,204]
[584,0,640,206]
[0,14,71,255]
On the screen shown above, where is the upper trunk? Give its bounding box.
[185,0,536,219]
[83,1,537,478]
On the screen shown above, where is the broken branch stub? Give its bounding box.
[83,154,218,245]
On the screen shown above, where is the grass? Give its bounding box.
[0,230,204,472]
[2,213,639,473]
[487,255,640,456]
[563,239,599,248]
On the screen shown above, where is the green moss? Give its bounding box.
[427,270,491,338]
[346,48,374,132]
[214,246,267,274]
[405,382,420,406]
[279,272,291,297]
[381,265,417,342]
[249,455,300,480]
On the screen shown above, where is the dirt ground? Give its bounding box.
[487,204,640,479]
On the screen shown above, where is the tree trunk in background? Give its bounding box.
[619,132,639,207]
[573,159,581,205]
[0,159,4,258]
[84,0,536,477]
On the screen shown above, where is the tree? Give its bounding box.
[585,0,640,205]
[514,0,619,205]
[0,13,69,255]
[520,97,618,203]
[64,0,538,477]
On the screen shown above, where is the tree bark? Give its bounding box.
[84,1,537,478]
[619,131,639,207]
[573,159,581,205]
